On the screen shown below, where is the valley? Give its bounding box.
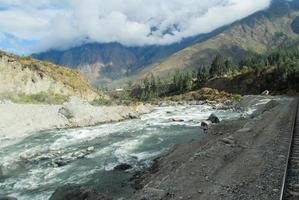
[0,0,299,200]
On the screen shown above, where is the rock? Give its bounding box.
[171,118,184,122]
[251,100,279,118]
[0,197,17,200]
[128,113,137,119]
[208,113,220,124]
[220,138,235,145]
[261,90,269,95]
[201,121,212,129]
[139,187,167,200]
[113,163,133,171]
[0,165,3,178]
[87,146,95,152]
[58,107,74,120]
[49,185,112,200]
[54,159,69,167]
[273,188,279,192]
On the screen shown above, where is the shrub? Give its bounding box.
[91,97,112,106]
[233,94,242,102]
[6,92,68,104]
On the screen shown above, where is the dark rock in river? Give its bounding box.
[49,185,112,200]
[0,197,17,200]
[171,118,184,122]
[114,163,133,171]
[0,165,3,178]
[201,121,212,130]
[208,113,220,124]
[54,159,69,167]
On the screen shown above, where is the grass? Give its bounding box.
[1,92,68,105]
[164,87,238,103]
[90,97,112,106]
[16,55,99,99]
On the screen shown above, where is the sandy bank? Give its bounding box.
[0,97,152,140]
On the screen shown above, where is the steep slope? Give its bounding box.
[0,51,100,102]
[137,0,299,79]
[33,29,225,84]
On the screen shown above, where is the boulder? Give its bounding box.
[208,113,220,124]
[49,185,112,200]
[128,112,137,119]
[54,159,69,167]
[171,118,184,122]
[0,165,3,178]
[201,121,212,128]
[113,163,133,171]
[0,197,17,200]
[261,90,270,95]
[220,138,235,145]
[87,146,95,152]
[251,100,279,118]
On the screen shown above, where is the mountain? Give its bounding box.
[34,0,299,86]
[0,51,100,102]
[136,0,299,80]
[33,27,227,85]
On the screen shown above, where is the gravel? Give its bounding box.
[132,96,296,200]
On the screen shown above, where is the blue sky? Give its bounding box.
[0,0,272,55]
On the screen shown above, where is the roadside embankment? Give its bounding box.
[0,97,152,140]
[132,96,295,200]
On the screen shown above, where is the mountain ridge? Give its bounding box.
[135,0,299,80]
[33,0,299,87]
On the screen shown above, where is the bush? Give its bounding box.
[233,94,242,102]
[91,97,112,106]
[4,92,68,104]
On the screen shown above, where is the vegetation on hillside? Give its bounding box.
[131,45,299,101]
[0,51,103,103]
[0,92,68,105]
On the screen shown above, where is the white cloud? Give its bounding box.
[0,0,272,54]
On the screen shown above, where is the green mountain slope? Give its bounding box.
[136,0,299,80]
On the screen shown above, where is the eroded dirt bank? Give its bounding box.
[132,97,296,200]
[0,97,152,140]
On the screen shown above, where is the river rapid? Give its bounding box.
[0,105,241,200]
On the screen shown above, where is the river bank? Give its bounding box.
[0,95,288,200]
[0,97,152,141]
[132,95,295,200]
[0,99,243,200]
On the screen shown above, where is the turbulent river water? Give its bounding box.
[0,105,241,200]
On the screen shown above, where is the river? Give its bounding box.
[0,105,241,200]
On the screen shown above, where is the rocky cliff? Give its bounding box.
[0,51,101,102]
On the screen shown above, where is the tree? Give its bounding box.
[210,55,225,77]
[196,66,209,88]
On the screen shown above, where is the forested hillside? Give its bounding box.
[131,45,299,101]
[136,0,299,80]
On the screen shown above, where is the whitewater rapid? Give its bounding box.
[0,105,241,200]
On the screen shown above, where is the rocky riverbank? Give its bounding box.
[0,97,152,141]
[132,95,295,200]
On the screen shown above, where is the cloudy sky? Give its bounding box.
[0,0,272,55]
